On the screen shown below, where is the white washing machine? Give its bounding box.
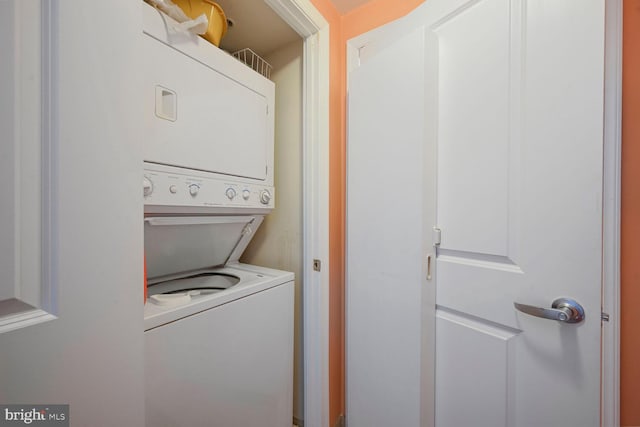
[142,6,291,423]
[143,167,294,427]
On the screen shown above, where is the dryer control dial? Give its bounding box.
[188,184,200,197]
[242,189,251,200]
[143,176,153,197]
[225,188,237,200]
[260,190,271,205]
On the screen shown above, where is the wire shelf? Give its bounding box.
[232,48,272,80]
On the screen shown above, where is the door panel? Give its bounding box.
[436,0,511,257]
[436,309,518,427]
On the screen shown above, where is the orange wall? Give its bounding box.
[621,0,640,425]
[342,0,424,40]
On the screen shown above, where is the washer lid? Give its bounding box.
[144,215,263,280]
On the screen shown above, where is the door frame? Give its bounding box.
[602,0,622,425]
[346,0,622,425]
[265,1,331,426]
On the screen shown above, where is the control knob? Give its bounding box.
[189,184,200,197]
[143,176,153,197]
[260,190,271,205]
[242,189,250,200]
[225,188,237,200]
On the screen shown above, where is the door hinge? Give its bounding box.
[433,227,441,246]
[601,312,610,322]
[313,259,321,272]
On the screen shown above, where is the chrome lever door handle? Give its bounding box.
[514,298,585,323]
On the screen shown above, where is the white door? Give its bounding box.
[0,1,145,424]
[347,0,605,426]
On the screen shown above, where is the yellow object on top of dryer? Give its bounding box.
[173,0,228,46]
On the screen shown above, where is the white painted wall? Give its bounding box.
[242,38,304,423]
[0,1,144,425]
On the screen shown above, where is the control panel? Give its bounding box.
[143,164,275,210]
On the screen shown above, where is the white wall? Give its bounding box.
[0,1,144,425]
[242,38,304,423]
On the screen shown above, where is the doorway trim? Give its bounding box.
[602,0,622,425]
[265,1,330,426]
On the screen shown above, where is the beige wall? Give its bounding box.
[241,38,304,422]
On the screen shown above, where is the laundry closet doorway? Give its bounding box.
[214,1,330,426]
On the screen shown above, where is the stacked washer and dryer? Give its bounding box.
[142,4,293,426]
